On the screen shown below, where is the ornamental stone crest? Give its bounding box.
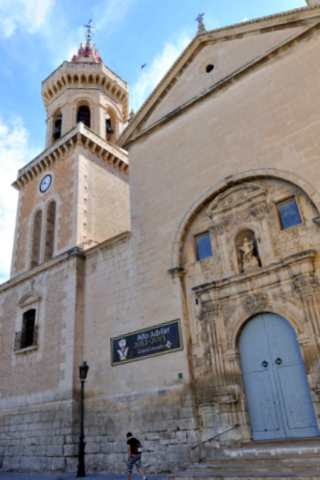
[243,292,268,314]
[207,183,266,219]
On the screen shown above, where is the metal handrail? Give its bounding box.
[191,424,240,450]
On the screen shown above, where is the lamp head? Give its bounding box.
[79,361,89,380]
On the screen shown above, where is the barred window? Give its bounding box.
[15,309,38,351]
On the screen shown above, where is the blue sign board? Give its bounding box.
[111,319,183,366]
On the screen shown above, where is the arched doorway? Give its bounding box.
[239,313,319,441]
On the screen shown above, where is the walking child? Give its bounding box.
[126,432,147,480]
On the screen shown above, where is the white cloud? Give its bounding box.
[130,32,192,113]
[0,117,34,282]
[94,0,135,32]
[0,0,55,37]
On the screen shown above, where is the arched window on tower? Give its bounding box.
[105,113,114,142]
[52,111,62,141]
[77,105,91,128]
[44,200,56,261]
[31,209,42,268]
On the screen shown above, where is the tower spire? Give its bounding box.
[71,19,102,64]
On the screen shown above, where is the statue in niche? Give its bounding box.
[236,229,261,274]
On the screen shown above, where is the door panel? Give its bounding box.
[277,364,319,434]
[240,315,269,373]
[266,313,301,365]
[239,313,319,441]
[240,315,284,440]
[243,370,283,439]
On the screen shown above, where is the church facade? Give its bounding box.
[1,1,320,474]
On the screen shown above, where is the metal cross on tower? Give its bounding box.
[84,19,94,46]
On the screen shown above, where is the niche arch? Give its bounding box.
[170,169,320,271]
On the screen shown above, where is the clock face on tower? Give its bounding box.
[39,174,52,193]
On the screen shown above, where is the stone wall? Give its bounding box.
[0,252,84,472]
[0,401,76,472]
[84,387,197,473]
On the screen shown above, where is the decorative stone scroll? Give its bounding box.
[292,274,320,296]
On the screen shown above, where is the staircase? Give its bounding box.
[171,440,320,479]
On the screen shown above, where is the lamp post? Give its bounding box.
[77,361,89,478]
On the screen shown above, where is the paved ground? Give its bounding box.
[0,474,169,480]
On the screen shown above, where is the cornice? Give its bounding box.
[192,250,317,296]
[41,61,128,119]
[12,123,129,190]
[0,248,83,294]
[0,232,131,294]
[120,6,320,148]
[84,230,131,257]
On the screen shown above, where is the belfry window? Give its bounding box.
[44,200,56,261]
[31,209,42,268]
[15,309,38,350]
[277,197,302,230]
[105,114,114,141]
[52,112,62,141]
[195,232,213,261]
[77,105,91,128]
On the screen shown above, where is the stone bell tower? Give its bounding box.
[42,22,128,147]
[11,26,130,277]
[306,0,320,6]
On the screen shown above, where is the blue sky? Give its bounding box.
[0,0,306,282]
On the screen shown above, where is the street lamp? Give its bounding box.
[77,361,89,477]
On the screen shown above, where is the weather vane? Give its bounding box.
[84,19,94,46]
[196,13,206,34]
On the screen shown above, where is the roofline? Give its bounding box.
[120,5,320,147]
[13,123,128,190]
[42,60,128,88]
[0,231,131,292]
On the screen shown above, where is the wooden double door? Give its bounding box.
[239,313,319,440]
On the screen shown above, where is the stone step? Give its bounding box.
[183,440,320,478]
[203,440,320,461]
[170,472,320,480]
[206,457,320,466]
[171,467,320,479]
[170,453,320,479]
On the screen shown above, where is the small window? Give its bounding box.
[277,197,302,230]
[206,64,214,73]
[77,105,91,128]
[195,232,213,261]
[15,309,37,350]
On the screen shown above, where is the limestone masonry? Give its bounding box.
[1,2,320,477]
